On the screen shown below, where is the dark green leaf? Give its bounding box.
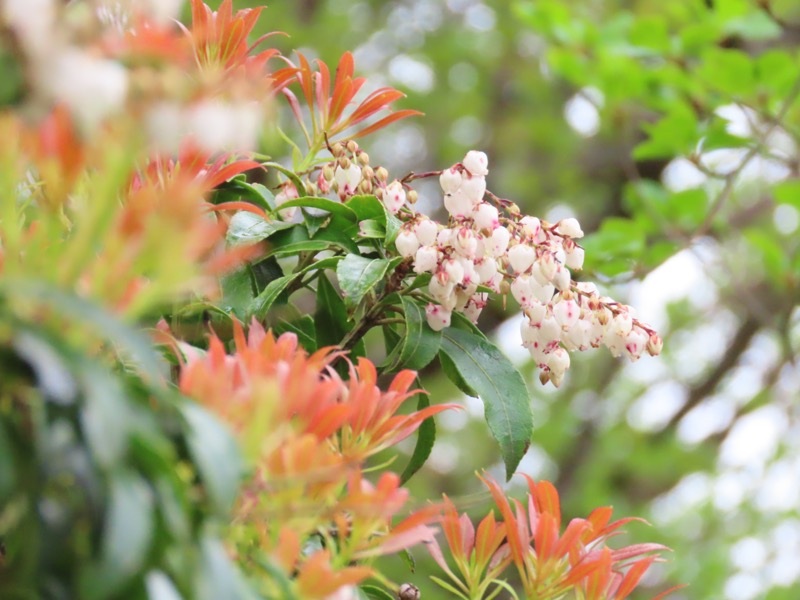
[247,275,293,319]
[226,211,295,245]
[81,363,132,469]
[274,196,357,221]
[346,195,386,223]
[250,257,284,293]
[400,388,436,484]
[274,315,318,352]
[397,296,441,370]
[439,328,533,479]
[220,268,254,317]
[336,254,394,309]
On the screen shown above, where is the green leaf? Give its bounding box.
[357,219,386,239]
[81,363,132,469]
[346,195,386,223]
[194,535,257,600]
[400,388,436,484]
[315,274,365,360]
[220,268,254,317]
[2,281,167,381]
[101,472,154,590]
[385,212,403,245]
[634,101,698,160]
[359,585,396,600]
[247,275,293,318]
[181,403,243,515]
[226,211,296,245]
[439,328,533,479]
[0,421,15,500]
[273,196,357,222]
[396,296,441,370]
[774,180,800,211]
[336,254,394,309]
[274,315,317,352]
[262,161,306,197]
[697,48,755,96]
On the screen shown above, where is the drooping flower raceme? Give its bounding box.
[391,150,661,387]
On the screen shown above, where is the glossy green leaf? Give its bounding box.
[220,268,254,317]
[357,219,385,239]
[397,296,441,370]
[400,387,436,485]
[360,585,396,600]
[336,254,394,309]
[346,195,386,223]
[181,403,243,515]
[439,327,533,479]
[274,196,357,221]
[226,211,295,245]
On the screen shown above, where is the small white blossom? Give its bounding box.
[556,217,584,238]
[443,189,473,218]
[414,219,438,246]
[508,243,536,273]
[463,150,489,177]
[565,246,585,270]
[487,226,510,257]
[335,164,363,196]
[395,230,420,258]
[275,182,299,221]
[473,202,499,230]
[439,167,462,193]
[413,246,439,274]
[383,180,406,214]
[460,174,486,204]
[426,304,452,331]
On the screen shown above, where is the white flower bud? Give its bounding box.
[472,202,499,230]
[443,189,474,218]
[463,150,489,177]
[334,163,363,196]
[453,227,478,258]
[539,316,561,346]
[443,258,465,286]
[487,227,510,257]
[530,281,555,304]
[508,243,536,274]
[552,298,580,329]
[519,216,541,238]
[383,180,406,214]
[624,327,649,361]
[538,252,557,281]
[462,298,484,323]
[413,246,439,274]
[414,219,438,246]
[459,258,479,286]
[439,166,462,193]
[647,333,663,356]
[553,266,571,291]
[460,174,486,204]
[275,182,300,220]
[564,318,592,351]
[511,275,534,307]
[426,304,452,331]
[524,301,547,324]
[474,257,498,283]
[395,230,420,258]
[565,246,585,270]
[556,217,584,238]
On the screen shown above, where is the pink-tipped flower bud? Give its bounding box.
[395,229,420,258]
[487,226,511,257]
[646,332,663,356]
[426,303,452,331]
[414,218,438,246]
[463,150,489,176]
[556,217,584,238]
[565,246,585,270]
[383,180,406,214]
[444,189,473,218]
[439,166,462,193]
[460,173,486,204]
[519,216,541,238]
[472,202,500,231]
[413,246,439,274]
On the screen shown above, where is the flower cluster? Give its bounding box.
[428,473,679,600]
[390,151,662,387]
[176,320,456,598]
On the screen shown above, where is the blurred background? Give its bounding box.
[214,1,800,597]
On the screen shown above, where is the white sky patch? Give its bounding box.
[720,405,787,468]
[662,157,707,192]
[464,3,496,31]
[731,537,768,572]
[755,459,800,512]
[438,405,470,431]
[427,439,461,473]
[564,88,602,138]
[678,395,736,445]
[724,572,763,600]
[712,470,750,512]
[652,471,712,524]
[388,54,435,93]
[626,381,686,432]
[773,203,799,235]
